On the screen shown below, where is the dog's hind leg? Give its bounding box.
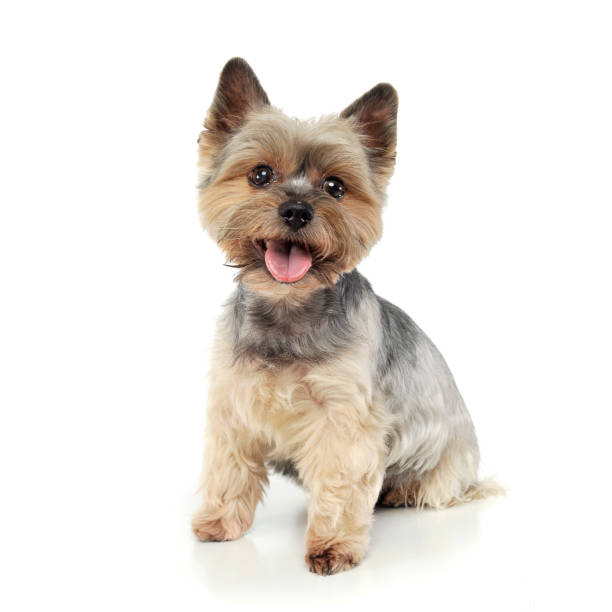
[378,443,504,509]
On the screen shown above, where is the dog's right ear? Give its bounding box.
[204,58,270,134]
[341,83,398,182]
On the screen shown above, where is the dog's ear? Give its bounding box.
[341,83,398,177]
[204,58,270,134]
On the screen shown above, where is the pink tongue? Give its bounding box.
[264,240,312,283]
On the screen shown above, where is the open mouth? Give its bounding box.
[256,239,313,283]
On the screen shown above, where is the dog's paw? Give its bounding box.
[191,512,247,542]
[306,544,360,576]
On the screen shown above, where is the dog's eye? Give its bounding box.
[249,165,274,187]
[322,177,345,200]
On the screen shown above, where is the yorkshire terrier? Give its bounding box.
[192,58,502,575]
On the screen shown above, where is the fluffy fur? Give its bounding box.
[192,58,502,575]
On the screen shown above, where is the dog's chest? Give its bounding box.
[228,359,321,452]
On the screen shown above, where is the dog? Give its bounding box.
[192,58,502,575]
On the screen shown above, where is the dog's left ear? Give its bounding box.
[341,83,398,178]
[205,57,270,134]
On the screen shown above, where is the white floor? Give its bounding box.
[189,475,520,610]
[3,426,609,612]
[181,470,606,611]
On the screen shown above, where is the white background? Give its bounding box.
[1,1,611,610]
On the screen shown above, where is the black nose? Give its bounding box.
[278,200,314,232]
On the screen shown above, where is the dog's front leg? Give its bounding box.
[191,390,268,542]
[294,390,386,575]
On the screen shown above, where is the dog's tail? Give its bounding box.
[454,477,506,505]
[412,476,506,509]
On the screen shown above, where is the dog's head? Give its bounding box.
[198,58,398,299]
